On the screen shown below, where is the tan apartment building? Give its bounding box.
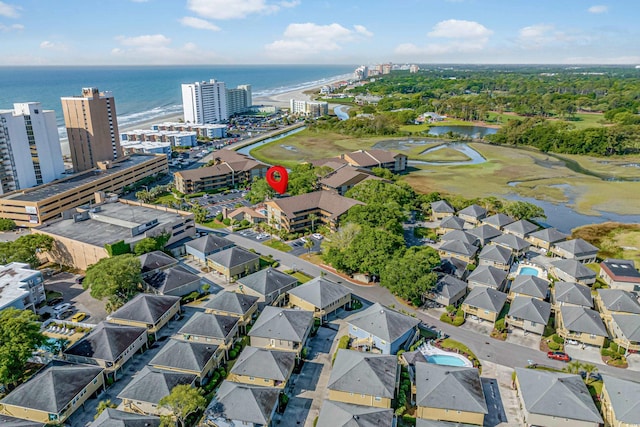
[106,294,181,339]
[203,291,259,331]
[173,150,267,194]
[461,286,507,325]
[33,199,195,270]
[266,190,363,233]
[62,87,123,172]
[601,375,640,427]
[288,277,352,322]
[556,305,608,347]
[149,339,224,383]
[0,154,168,228]
[228,347,296,388]
[248,306,314,355]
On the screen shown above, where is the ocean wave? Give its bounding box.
[252,73,353,97]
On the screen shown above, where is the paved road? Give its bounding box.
[209,226,640,383]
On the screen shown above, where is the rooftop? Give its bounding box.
[287,276,351,309]
[248,306,314,342]
[510,275,549,299]
[600,259,640,283]
[178,312,239,340]
[508,296,551,324]
[528,227,569,243]
[4,155,161,203]
[553,259,597,280]
[560,306,608,336]
[149,339,219,373]
[206,247,259,269]
[185,234,234,254]
[554,281,593,307]
[347,302,420,343]
[206,381,279,426]
[267,190,363,220]
[90,408,160,427]
[601,375,640,424]
[316,401,393,427]
[328,349,398,398]
[597,289,640,314]
[230,346,296,382]
[467,265,508,288]
[117,366,195,405]
[463,286,508,313]
[0,262,41,310]
[237,267,297,297]
[64,322,147,362]
[415,363,487,414]
[107,294,180,325]
[202,291,258,316]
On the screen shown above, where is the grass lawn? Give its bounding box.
[289,271,313,283]
[573,222,640,265]
[484,111,607,130]
[262,239,292,252]
[300,253,324,265]
[440,338,479,362]
[421,147,472,162]
[45,290,62,301]
[153,193,178,205]
[197,219,227,229]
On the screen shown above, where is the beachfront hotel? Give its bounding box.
[0,102,65,194]
[289,99,329,118]
[182,79,229,124]
[0,154,168,227]
[61,87,124,173]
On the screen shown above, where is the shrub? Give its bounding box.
[610,342,619,353]
[452,316,465,326]
[552,334,565,344]
[445,305,456,314]
[228,350,237,359]
[215,213,223,221]
[222,218,231,226]
[548,341,561,351]
[0,218,16,231]
[494,318,506,332]
[402,415,417,426]
[271,261,279,268]
[395,406,406,416]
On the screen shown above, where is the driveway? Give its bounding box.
[505,328,541,351]
[480,362,524,427]
[565,343,604,365]
[460,318,494,336]
[627,354,640,371]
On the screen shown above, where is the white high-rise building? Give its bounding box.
[182,79,228,124]
[226,84,252,116]
[0,102,65,194]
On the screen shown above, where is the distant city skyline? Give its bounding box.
[1,0,639,65]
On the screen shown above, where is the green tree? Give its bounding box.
[303,239,314,254]
[190,203,208,223]
[0,234,54,268]
[246,177,275,204]
[342,227,405,277]
[344,202,405,234]
[0,218,16,231]
[94,400,117,419]
[581,363,598,383]
[308,213,318,232]
[370,167,394,180]
[502,201,546,220]
[380,247,440,302]
[83,254,142,312]
[288,163,318,196]
[563,360,583,375]
[0,308,46,387]
[158,384,207,427]
[345,180,416,210]
[135,189,153,203]
[134,238,160,256]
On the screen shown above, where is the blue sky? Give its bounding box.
[1,0,638,65]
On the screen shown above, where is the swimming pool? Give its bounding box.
[519,267,539,277]
[426,354,469,367]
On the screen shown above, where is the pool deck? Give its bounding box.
[419,342,474,367]
[509,261,549,281]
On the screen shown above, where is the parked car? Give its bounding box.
[300,237,308,243]
[71,312,86,322]
[547,351,570,362]
[579,371,602,381]
[53,302,72,313]
[312,233,323,240]
[75,275,85,284]
[47,297,64,306]
[57,309,73,320]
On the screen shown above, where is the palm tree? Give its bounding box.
[581,363,598,383]
[303,239,314,254]
[563,360,583,375]
[308,213,318,232]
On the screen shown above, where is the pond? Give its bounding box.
[237,126,306,156]
[411,143,487,166]
[427,125,498,138]
[334,105,350,121]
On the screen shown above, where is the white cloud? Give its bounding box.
[0,22,22,31]
[588,5,608,13]
[39,40,68,51]
[427,19,492,39]
[0,1,20,18]
[179,16,221,31]
[187,0,297,20]
[394,19,492,58]
[112,34,220,65]
[517,24,592,49]
[265,22,373,59]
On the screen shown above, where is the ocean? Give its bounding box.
[0,65,354,136]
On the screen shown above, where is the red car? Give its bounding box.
[547,351,570,362]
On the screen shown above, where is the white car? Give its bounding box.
[300,237,308,243]
[53,302,72,313]
[256,233,269,240]
[312,233,323,240]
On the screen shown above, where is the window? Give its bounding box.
[249,376,254,381]
[374,396,381,401]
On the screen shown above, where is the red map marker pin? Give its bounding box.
[266,166,288,195]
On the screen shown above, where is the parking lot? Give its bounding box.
[42,272,107,324]
[190,191,251,218]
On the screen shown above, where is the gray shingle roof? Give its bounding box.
[515,368,602,423]
[503,219,538,236]
[139,251,177,274]
[482,213,515,229]
[508,296,551,324]
[439,240,479,258]
[611,314,640,342]
[149,339,219,373]
[467,265,508,288]
[0,415,43,427]
[433,274,468,299]
[552,259,597,280]
[248,306,313,342]
[316,401,393,427]
[439,216,465,230]
[64,322,146,362]
[463,286,507,313]
[490,234,530,252]
[143,265,200,295]
[90,408,160,427]
[328,350,397,398]
[560,306,608,336]
[554,282,593,307]
[416,420,480,427]
[202,291,258,316]
[437,257,468,280]
[601,375,640,424]
[206,381,279,425]
[478,244,512,264]
[206,247,259,269]
[528,227,569,244]
[230,347,296,382]
[458,204,487,220]
[440,230,479,246]
[107,294,180,325]
[554,238,599,257]
[178,312,238,340]
[510,275,549,299]
[117,367,195,404]
[347,302,420,343]
[600,259,640,283]
[287,277,351,309]
[431,200,455,214]
[468,224,502,242]
[185,234,234,254]
[597,289,640,314]
[415,363,487,414]
[237,267,297,297]
[1,362,103,414]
